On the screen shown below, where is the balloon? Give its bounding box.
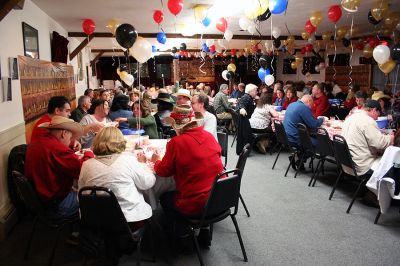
[152,45,157,53]
[291,61,297,69]
[258,68,267,81]
[231,49,236,56]
[301,47,306,54]
[130,37,152,63]
[310,11,323,27]
[265,74,275,86]
[247,23,257,35]
[391,42,400,62]
[180,43,187,51]
[342,38,351,47]
[295,57,304,64]
[273,38,281,48]
[257,9,271,22]
[226,71,234,80]
[368,10,381,25]
[301,31,310,40]
[379,59,396,74]
[115,23,138,49]
[202,17,211,27]
[194,5,207,22]
[371,1,389,21]
[201,43,209,52]
[222,70,228,81]
[216,17,228,33]
[82,19,95,35]
[368,37,379,49]
[239,17,251,31]
[209,45,216,53]
[315,65,320,72]
[363,45,373,58]
[106,19,120,35]
[341,0,360,13]
[336,26,347,40]
[119,71,128,80]
[224,30,233,42]
[305,20,316,34]
[384,12,400,28]
[245,0,268,19]
[269,0,288,15]
[272,27,281,39]
[308,35,315,44]
[397,22,400,31]
[153,10,164,24]
[122,74,134,86]
[167,0,183,16]
[328,5,342,23]
[305,44,313,52]
[373,45,391,64]
[227,63,236,72]
[354,40,365,50]
[156,32,167,44]
[322,32,332,41]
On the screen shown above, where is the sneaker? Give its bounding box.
[197,228,211,249]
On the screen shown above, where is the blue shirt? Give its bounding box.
[274,97,285,106]
[283,101,324,145]
[109,109,133,130]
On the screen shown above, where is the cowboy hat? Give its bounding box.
[39,115,84,137]
[164,104,203,131]
[174,88,192,100]
[371,91,390,101]
[151,92,174,104]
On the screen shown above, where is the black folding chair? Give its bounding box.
[217,129,228,168]
[235,143,251,217]
[12,171,78,266]
[78,186,155,265]
[329,135,372,213]
[294,123,316,179]
[230,110,240,147]
[308,127,338,187]
[182,169,248,266]
[272,120,298,177]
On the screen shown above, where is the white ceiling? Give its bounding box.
[32,0,398,54]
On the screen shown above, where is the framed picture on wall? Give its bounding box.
[22,22,39,59]
[9,57,19,79]
[283,58,297,74]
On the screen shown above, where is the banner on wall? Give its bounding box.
[18,56,76,123]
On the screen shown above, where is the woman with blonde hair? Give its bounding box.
[78,127,155,230]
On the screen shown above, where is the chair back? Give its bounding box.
[315,127,335,157]
[217,130,228,167]
[332,135,357,176]
[202,170,241,219]
[297,123,314,152]
[8,145,28,215]
[235,143,251,178]
[274,120,289,147]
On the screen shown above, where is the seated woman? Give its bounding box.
[250,92,278,154]
[78,127,155,230]
[116,100,158,139]
[282,87,298,110]
[128,90,140,108]
[109,94,133,130]
[80,99,112,149]
[274,88,285,106]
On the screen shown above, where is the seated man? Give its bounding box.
[175,88,191,105]
[213,84,233,123]
[311,83,330,118]
[70,95,91,122]
[25,116,93,219]
[342,100,393,176]
[191,93,217,140]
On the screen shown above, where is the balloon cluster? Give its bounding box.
[373,44,399,75]
[221,63,236,81]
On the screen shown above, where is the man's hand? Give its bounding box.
[71,139,81,151]
[136,152,147,163]
[115,117,128,123]
[239,108,247,116]
[150,150,161,163]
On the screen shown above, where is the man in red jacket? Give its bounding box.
[311,83,330,118]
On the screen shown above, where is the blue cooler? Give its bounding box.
[376,117,389,129]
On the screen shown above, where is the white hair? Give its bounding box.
[245,83,258,94]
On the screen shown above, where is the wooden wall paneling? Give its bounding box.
[325,65,372,92]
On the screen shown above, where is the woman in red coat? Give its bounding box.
[282,87,298,110]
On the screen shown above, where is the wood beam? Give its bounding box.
[0,0,23,21]
[69,35,94,61]
[90,51,104,67]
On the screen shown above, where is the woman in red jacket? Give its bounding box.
[282,87,298,110]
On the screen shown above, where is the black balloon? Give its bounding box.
[342,38,351,47]
[392,42,400,62]
[115,23,138,49]
[257,8,271,22]
[226,71,235,80]
[171,47,177,53]
[180,43,187,51]
[368,10,381,25]
[273,38,281,49]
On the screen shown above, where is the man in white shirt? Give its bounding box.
[342,100,394,176]
[191,94,217,140]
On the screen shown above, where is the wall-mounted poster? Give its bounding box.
[18,55,75,123]
[9,57,19,79]
[22,22,39,59]
[1,77,12,102]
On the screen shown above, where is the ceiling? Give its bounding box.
[32,0,398,56]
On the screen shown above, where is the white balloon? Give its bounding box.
[272,27,281,39]
[264,74,275,86]
[222,70,228,81]
[130,38,152,63]
[315,65,320,72]
[239,17,251,31]
[247,23,257,35]
[396,22,400,31]
[308,35,315,44]
[373,45,391,64]
[123,74,134,86]
[224,30,233,42]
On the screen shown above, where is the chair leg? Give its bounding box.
[312,160,325,187]
[48,227,62,266]
[147,220,156,262]
[230,215,248,262]
[24,216,38,259]
[191,229,204,266]
[210,224,213,241]
[329,170,343,200]
[374,210,381,224]
[239,194,250,217]
[284,158,292,177]
[346,179,367,214]
[308,159,321,186]
[231,132,237,148]
[136,237,142,266]
[294,152,305,179]
[272,146,282,169]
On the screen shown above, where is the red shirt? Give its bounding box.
[154,126,224,215]
[25,133,92,201]
[344,98,357,110]
[30,114,51,143]
[282,97,298,110]
[312,94,330,118]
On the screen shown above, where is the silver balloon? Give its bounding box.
[396,22,400,31]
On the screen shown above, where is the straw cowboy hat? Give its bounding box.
[164,104,203,131]
[371,91,390,101]
[174,88,192,100]
[39,115,84,137]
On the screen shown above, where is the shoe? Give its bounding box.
[66,232,79,246]
[296,160,305,171]
[289,156,297,171]
[256,141,267,154]
[197,228,211,249]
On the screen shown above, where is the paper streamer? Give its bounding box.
[348,14,354,89]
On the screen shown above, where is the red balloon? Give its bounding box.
[305,44,313,52]
[153,10,164,24]
[82,19,95,35]
[327,5,342,23]
[367,37,379,48]
[354,41,364,50]
[216,17,228,33]
[305,20,316,34]
[301,47,306,54]
[209,44,216,52]
[231,49,236,56]
[168,0,183,16]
